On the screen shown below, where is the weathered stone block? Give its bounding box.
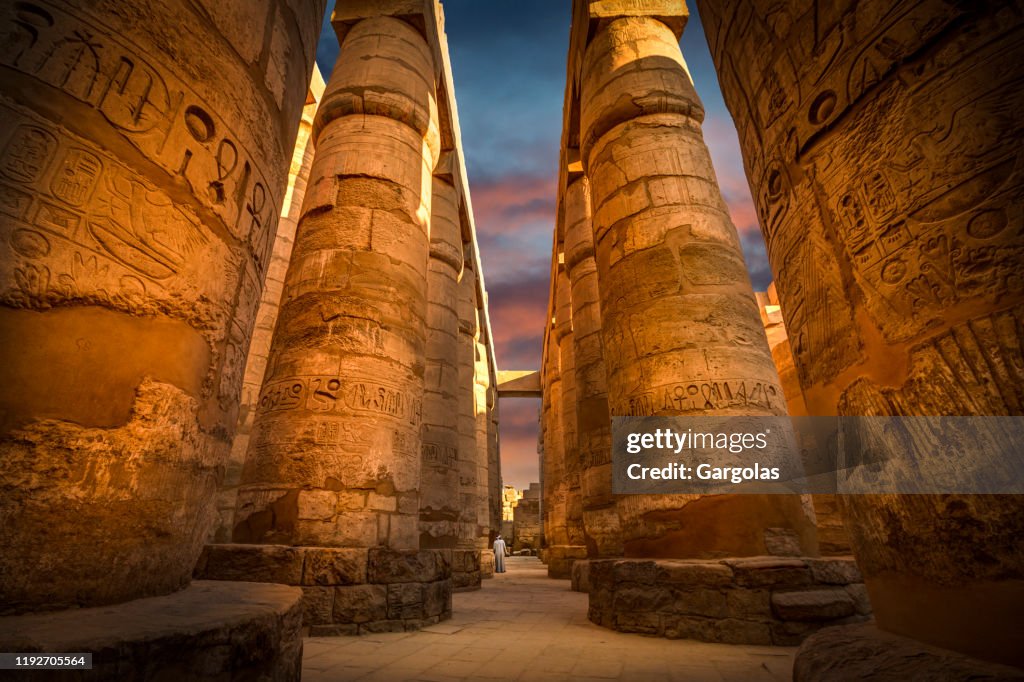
[571,560,591,593]
[844,583,873,616]
[614,611,662,634]
[612,560,658,585]
[386,583,424,620]
[301,586,335,626]
[806,557,862,586]
[772,589,856,622]
[0,582,304,681]
[612,586,672,613]
[332,585,387,624]
[725,588,772,619]
[727,557,811,589]
[794,623,1024,681]
[655,561,734,588]
[423,580,452,618]
[666,588,728,618]
[302,548,368,586]
[196,544,304,585]
[367,549,446,584]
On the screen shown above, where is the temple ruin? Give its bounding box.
[0,0,1021,679]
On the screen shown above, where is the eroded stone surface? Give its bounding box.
[588,557,870,645]
[574,4,815,561]
[0,581,305,681]
[699,0,1024,666]
[196,544,452,634]
[233,14,440,550]
[795,623,1024,682]
[0,0,324,613]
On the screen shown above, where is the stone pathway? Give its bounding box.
[302,556,795,681]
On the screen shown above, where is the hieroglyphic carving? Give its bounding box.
[0,0,278,277]
[256,374,423,426]
[0,102,240,332]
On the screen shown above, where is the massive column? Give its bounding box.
[451,250,483,589]
[579,5,816,559]
[699,0,1024,667]
[234,13,439,550]
[547,261,588,577]
[213,69,325,542]
[218,10,452,634]
[474,309,496,576]
[563,177,622,557]
[541,319,567,557]
[0,0,322,613]
[419,177,462,549]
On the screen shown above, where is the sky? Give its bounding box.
[315,2,772,490]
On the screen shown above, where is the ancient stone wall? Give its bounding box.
[0,0,324,614]
[698,0,1024,666]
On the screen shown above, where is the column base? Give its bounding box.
[196,545,452,635]
[446,549,481,592]
[547,545,587,579]
[794,623,1024,681]
[588,556,871,645]
[0,581,303,680]
[571,559,591,593]
[480,549,495,578]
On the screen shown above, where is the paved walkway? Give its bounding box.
[303,556,794,681]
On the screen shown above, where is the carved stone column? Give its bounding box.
[541,315,570,572]
[548,262,588,577]
[563,176,622,558]
[579,8,815,559]
[454,249,483,589]
[0,0,322,614]
[699,0,1024,666]
[213,70,325,543]
[474,310,496,577]
[221,12,452,634]
[419,177,462,549]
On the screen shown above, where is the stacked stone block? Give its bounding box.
[587,556,870,645]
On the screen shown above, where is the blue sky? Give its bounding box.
[315,2,770,489]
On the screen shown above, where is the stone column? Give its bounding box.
[699,0,1024,666]
[219,13,452,634]
[487,382,503,540]
[234,13,439,550]
[452,251,483,589]
[474,312,496,576]
[0,0,322,614]
[580,8,816,559]
[541,317,569,570]
[563,176,622,558]
[213,68,325,542]
[548,262,588,577]
[419,177,462,549]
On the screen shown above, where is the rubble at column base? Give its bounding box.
[547,545,588,579]
[195,544,451,636]
[0,581,303,681]
[794,622,1024,681]
[587,556,871,645]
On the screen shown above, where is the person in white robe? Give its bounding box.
[493,535,508,573]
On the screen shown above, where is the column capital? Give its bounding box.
[587,0,688,39]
